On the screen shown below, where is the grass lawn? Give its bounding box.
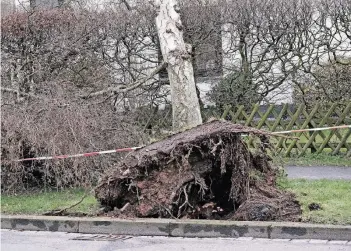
[278,178,351,225]
[1,189,98,215]
[2,180,351,225]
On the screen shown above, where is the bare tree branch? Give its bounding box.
[121,0,132,10]
[1,87,39,99]
[81,61,167,98]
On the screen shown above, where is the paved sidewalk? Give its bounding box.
[2,230,351,251]
[285,166,351,180]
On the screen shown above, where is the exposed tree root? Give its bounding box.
[95,120,301,221]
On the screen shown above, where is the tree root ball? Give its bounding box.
[95,120,301,221]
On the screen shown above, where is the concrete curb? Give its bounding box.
[1,215,350,240]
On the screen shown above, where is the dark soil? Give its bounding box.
[95,120,301,221]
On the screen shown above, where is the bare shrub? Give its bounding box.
[0,6,152,193]
[1,99,147,194]
[294,58,351,107]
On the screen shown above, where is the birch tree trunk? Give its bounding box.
[155,0,202,131]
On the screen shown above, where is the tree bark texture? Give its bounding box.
[155,0,202,131]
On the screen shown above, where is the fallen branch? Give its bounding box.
[1,88,39,99]
[81,62,167,98]
[43,190,91,216]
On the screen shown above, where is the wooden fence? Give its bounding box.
[220,102,351,157]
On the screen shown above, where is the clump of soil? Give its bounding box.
[95,120,301,221]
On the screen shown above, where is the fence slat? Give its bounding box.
[245,104,260,126]
[304,118,334,152]
[232,105,245,122]
[347,148,351,158]
[317,102,351,154]
[285,103,320,157]
[330,108,351,150]
[275,104,304,150]
[298,103,338,156]
[333,128,351,155]
[270,103,288,132]
[247,104,275,146]
[221,105,232,119]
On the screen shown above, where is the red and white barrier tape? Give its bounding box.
[271,124,351,135]
[16,146,143,162]
[14,125,350,162]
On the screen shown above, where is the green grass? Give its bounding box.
[273,152,351,167]
[2,181,351,225]
[1,189,98,215]
[278,178,351,225]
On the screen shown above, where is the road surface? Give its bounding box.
[285,166,351,180]
[1,230,350,251]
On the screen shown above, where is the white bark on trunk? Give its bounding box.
[155,0,202,131]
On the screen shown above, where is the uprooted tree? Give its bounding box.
[95,120,301,221]
[155,0,202,131]
[87,0,204,131]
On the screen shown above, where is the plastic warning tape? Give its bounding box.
[16,146,143,162]
[271,124,351,134]
[14,125,350,162]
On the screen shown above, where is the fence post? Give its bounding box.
[221,105,231,120]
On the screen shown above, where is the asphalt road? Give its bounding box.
[285,166,351,180]
[2,230,351,251]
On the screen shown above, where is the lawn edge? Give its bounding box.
[1,215,350,240]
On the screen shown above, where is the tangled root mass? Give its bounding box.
[95,121,301,221]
